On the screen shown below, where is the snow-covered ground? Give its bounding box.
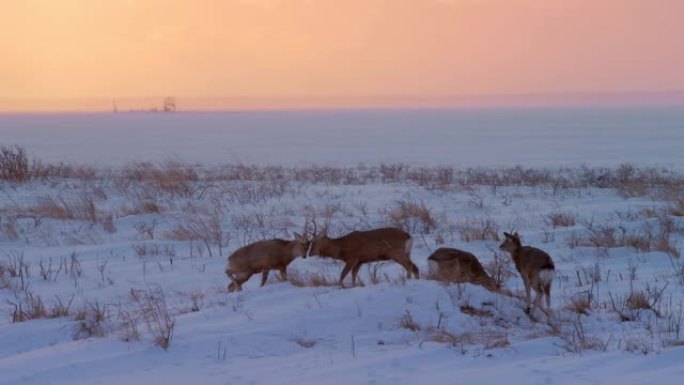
[1,109,684,384]
[1,107,684,167]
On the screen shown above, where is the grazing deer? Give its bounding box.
[499,232,555,313]
[309,227,419,287]
[427,248,500,292]
[225,232,310,292]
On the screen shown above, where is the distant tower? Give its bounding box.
[112,99,118,113]
[163,97,177,112]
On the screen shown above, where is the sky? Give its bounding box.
[1,0,684,111]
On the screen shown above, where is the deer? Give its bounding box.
[309,227,419,288]
[427,248,500,292]
[225,232,310,292]
[499,232,555,313]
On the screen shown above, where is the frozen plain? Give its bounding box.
[1,107,684,385]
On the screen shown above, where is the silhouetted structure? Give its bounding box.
[163,97,177,112]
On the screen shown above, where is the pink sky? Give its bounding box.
[2,0,683,111]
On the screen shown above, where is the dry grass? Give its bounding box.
[384,199,437,234]
[167,212,224,257]
[460,304,493,318]
[73,301,109,339]
[120,161,199,196]
[483,252,516,287]
[399,310,421,332]
[118,308,140,342]
[565,294,592,316]
[421,328,509,350]
[609,286,666,322]
[0,217,20,241]
[421,328,464,347]
[455,218,500,242]
[668,198,684,217]
[292,337,318,348]
[546,211,577,228]
[50,295,75,318]
[573,217,680,257]
[560,316,611,353]
[0,145,29,183]
[4,150,684,199]
[130,287,175,350]
[8,291,47,322]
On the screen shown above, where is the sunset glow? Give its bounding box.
[2,0,684,111]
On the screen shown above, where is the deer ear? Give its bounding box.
[503,232,511,238]
[293,232,302,240]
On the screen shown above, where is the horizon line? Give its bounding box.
[2,91,684,113]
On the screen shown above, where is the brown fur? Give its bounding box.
[225,233,309,292]
[499,232,555,312]
[310,227,419,287]
[427,248,500,292]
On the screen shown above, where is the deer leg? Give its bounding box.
[522,278,532,312]
[228,281,238,292]
[544,282,552,310]
[260,269,270,286]
[339,260,356,288]
[351,262,363,286]
[410,262,420,279]
[279,266,287,281]
[229,272,251,292]
[532,289,543,311]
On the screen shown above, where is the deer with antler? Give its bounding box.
[307,218,419,287]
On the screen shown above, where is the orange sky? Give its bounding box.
[2,0,684,110]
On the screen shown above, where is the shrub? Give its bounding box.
[384,199,437,234]
[130,287,175,350]
[0,145,29,182]
[455,218,499,242]
[546,211,577,228]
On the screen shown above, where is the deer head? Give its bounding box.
[499,231,522,253]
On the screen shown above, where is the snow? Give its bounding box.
[1,107,684,167]
[1,108,684,384]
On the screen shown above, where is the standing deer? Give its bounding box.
[225,233,310,292]
[309,227,419,287]
[427,248,500,292]
[499,232,555,313]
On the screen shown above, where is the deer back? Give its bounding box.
[228,239,299,273]
[316,227,411,262]
[513,246,555,278]
[428,248,493,284]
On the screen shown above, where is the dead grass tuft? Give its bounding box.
[130,287,175,350]
[73,301,109,339]
[292,337,318,348]
[459,304,493,318]
[546,211,577,228]
[399,310,421,332]
[384,199,437,234]
[456,218,500,242]
[0,145,29,183]
[565,295,592,316]
[120,161,198,196]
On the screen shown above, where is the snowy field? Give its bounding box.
[1,107,684,167]
[1,108,684,384]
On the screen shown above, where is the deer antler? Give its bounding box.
[305,212,318,238]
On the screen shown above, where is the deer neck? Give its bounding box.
[509,245,524,266]
[285,241,298,258]
[318,239,342,260]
